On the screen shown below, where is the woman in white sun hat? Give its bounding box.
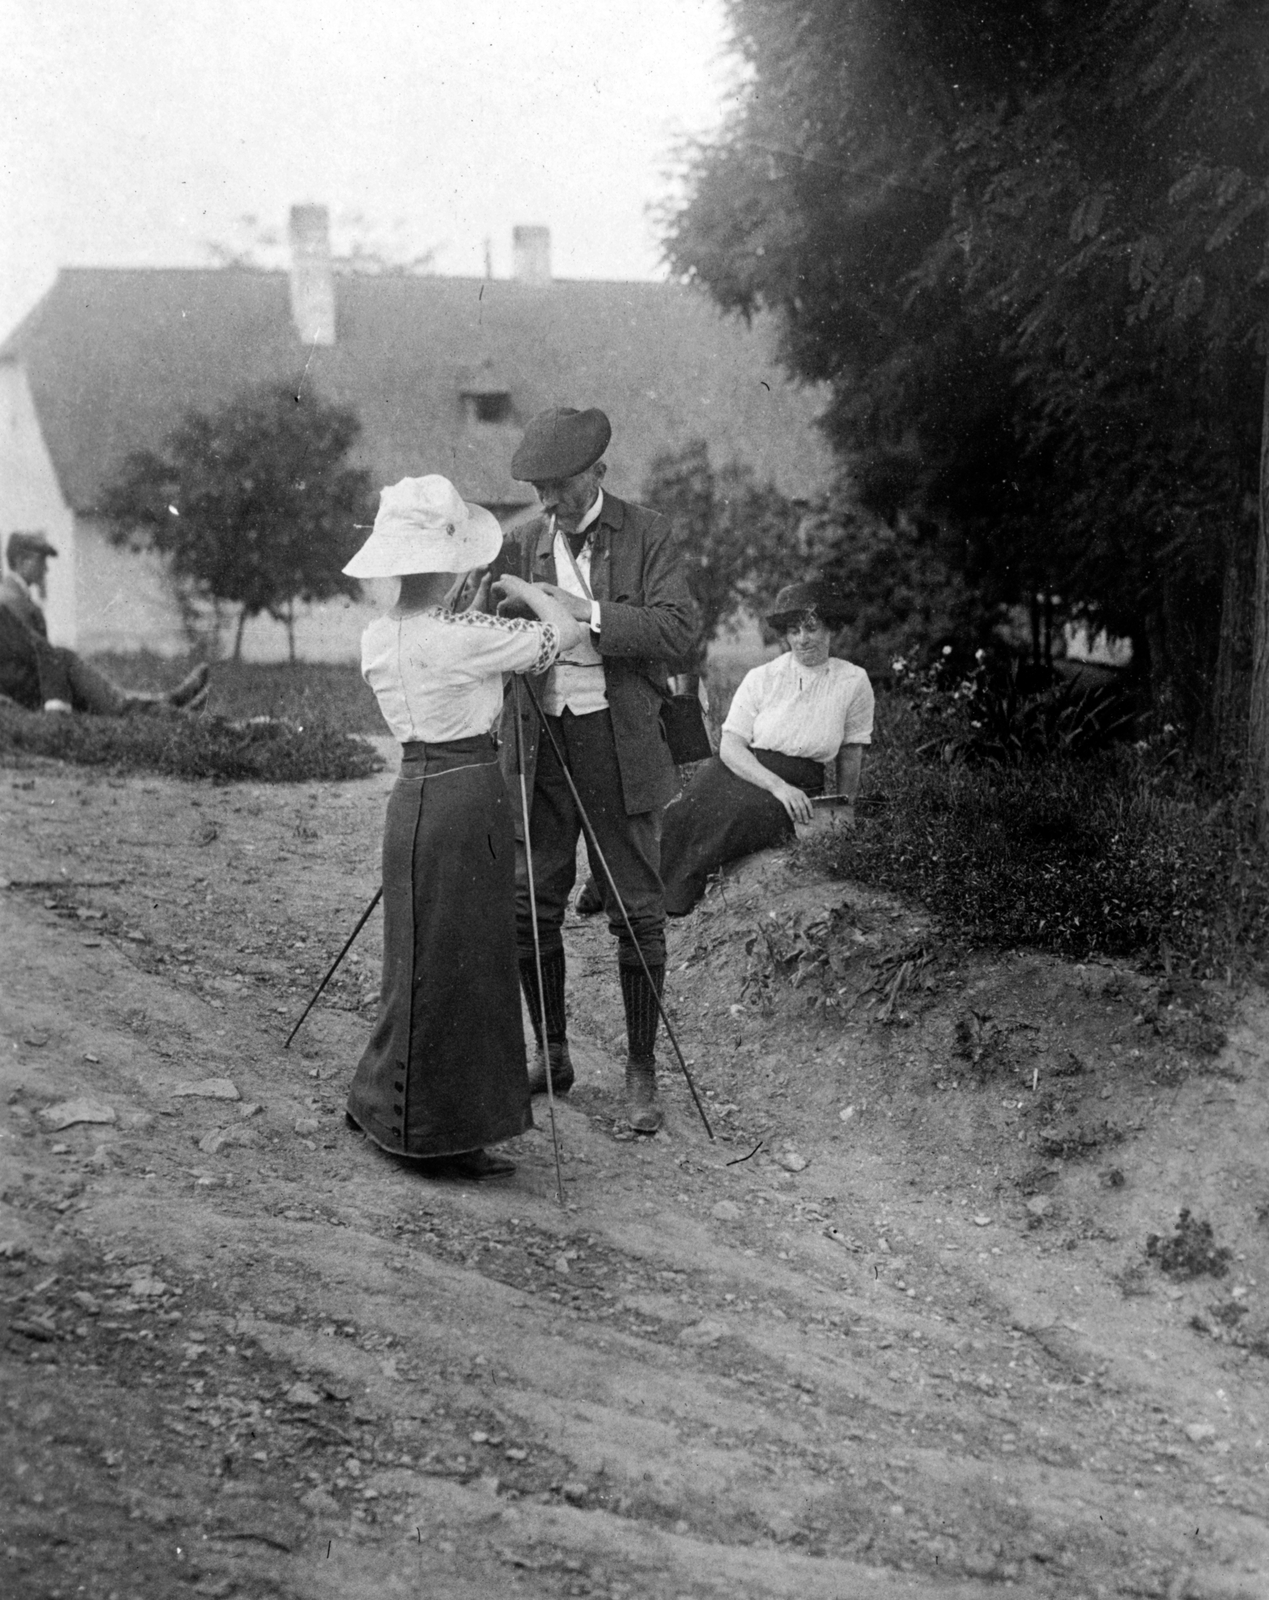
[343,475,586,1181]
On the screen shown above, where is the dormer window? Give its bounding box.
[463,390,513,425]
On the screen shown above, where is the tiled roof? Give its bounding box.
[0,267,833,513]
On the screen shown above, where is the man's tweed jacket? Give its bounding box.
[493,492,697,816]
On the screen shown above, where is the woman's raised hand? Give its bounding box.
[772,780,814,825]
[491,574,536,617]
[459,571,493,614]
[492,575,587,650]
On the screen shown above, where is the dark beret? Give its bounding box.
[511,407,612,482]
[6,531,58,565]
[766,580,850,632]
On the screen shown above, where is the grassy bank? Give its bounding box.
[800,682,1269,980]
[14,650,1257,972]
[0,655,383,783]
[90,653,384,735]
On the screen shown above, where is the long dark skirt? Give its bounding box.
[660,748,825,916]
[347,734,533,1158]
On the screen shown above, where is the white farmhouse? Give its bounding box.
[0,208,831,662]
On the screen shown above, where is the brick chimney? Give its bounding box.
[288,204,335,345]
[512,225,551,285]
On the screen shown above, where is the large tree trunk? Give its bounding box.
[1248,337,1269,830]
[1206,515,1256,787]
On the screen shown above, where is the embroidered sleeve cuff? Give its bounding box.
[531,622,561,675]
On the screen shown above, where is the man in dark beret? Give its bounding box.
[0,530,208,715]
[494,407,698,1132]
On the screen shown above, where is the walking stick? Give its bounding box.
[283,886,382,1049]
[518,675,714,1141]
[513,675,567,1206]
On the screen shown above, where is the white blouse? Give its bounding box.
[361,607,560,744]
[722,653,874,762]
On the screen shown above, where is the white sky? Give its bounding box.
[0,0,737,335]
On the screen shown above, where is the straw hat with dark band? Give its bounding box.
[343,476,502,578]
[766,580,850,633]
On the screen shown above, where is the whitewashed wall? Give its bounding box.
[0,361,77,644]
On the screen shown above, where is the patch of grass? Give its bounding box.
[0,701,382,784]
[1146,1210,1232,1281]
[89,653,384,735]
[703,640,778,742]
[799,685,1269,977]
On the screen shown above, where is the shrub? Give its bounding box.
[800,682,1269,977]
[891,648,1134,766]
[1146,1210,1232,1280]
[0,701,383,784]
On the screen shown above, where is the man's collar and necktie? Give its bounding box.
[562,489,604,556]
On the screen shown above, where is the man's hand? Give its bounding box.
[537,583,592,623]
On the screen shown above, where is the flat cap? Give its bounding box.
[511,407,611,482]
[6,531,58,565]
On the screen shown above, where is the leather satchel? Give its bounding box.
[657,677,712,764]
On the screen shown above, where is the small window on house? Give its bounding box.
[464,391,513,425]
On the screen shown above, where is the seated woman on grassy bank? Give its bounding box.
[342,475,586,1183]
[660,580,874,917]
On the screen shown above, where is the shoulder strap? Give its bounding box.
[557,533,595,602]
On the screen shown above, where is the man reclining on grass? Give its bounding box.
[0,532,207,716]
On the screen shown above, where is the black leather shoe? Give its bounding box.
[527,1039,574,1095]
[441,1148,516,1180]
[169,662,210,708]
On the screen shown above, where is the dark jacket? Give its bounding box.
[0,603,56,709]
[0,575,49,639]
[494,492,698,814]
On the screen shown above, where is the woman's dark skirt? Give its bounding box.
[347,734,533,1158]
[660,747,825,916]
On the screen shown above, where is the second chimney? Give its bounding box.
[512,225,551,285]
[289,204,336,346]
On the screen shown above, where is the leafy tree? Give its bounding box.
[641,439,806,668]
[800,497,991,681]
[938,0,1269,783]
[661,1,1113,677]
[101,382,374,661]
[665,0,1269,796]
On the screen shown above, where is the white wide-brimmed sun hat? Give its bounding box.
[343,475,503,578]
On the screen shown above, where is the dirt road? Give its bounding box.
[2,749,1268,1599]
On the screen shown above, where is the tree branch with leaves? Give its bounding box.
[100,382,374,662]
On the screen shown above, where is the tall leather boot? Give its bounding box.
[620,963,664,1133]
[624,1056,660,1133]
